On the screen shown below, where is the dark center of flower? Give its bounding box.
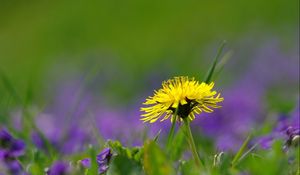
[169,99,198,118]
[0,133,13,149]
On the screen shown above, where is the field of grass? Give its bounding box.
[0,1,299,174]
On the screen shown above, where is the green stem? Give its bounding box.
[167,108,178,151]
[183,118,202,167]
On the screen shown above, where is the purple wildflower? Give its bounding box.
[81,158,91,168]
[47,161,70,175]
[97,148,112,174]
[31,132,45,151]
[0,128,27,175]
[81,148,112,174]
[284,126,300,148]
[276,108,300,149]
[258,135,274,150]
[3,159,24,175]
[26,76,94,155]
[32,109,91,154]
[0,128,25,157]
[256,105,300,150]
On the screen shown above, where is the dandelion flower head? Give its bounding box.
[141,76,224,123]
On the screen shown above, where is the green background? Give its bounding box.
[0,0,298,104]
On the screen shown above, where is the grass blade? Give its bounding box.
[213,50,233,81]
[204,40,226,83]
[153,129,162,142]
[0,70,23,105]
[231,134,251,168]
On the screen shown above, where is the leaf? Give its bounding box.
[111,154,143,174]
[212,50,233,82]
[107,140,144,174]
[231,134,251,167]
[169,127,186,160]
[179,160,201,175]
[204,41,226,83]
[107,140,143,163]
[143,140,175,175]
[87,145,98,175]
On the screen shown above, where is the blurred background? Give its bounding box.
[0,0,299,152]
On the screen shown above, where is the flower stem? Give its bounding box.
[183,118,202,167]
[167,108,178,151]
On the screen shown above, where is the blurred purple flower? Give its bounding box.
[0,128,27,175]
[95,104,155,146]
[81,158,91,167]
[4,160,27,175]
[97,148,112,171]
[258,135,274,149]
[31,124,90,155]
[194,82,264,151]
[0,128,25,157]
[282,107,300,148]
[31,132,45,151]
[47,161,70,175]
[3,159,24,175]
[81,148,112,174]
[284,126,300,148]
[257,105,300,150]
[31,78,93,154]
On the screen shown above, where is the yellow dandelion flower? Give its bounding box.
[140,76,224,123]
